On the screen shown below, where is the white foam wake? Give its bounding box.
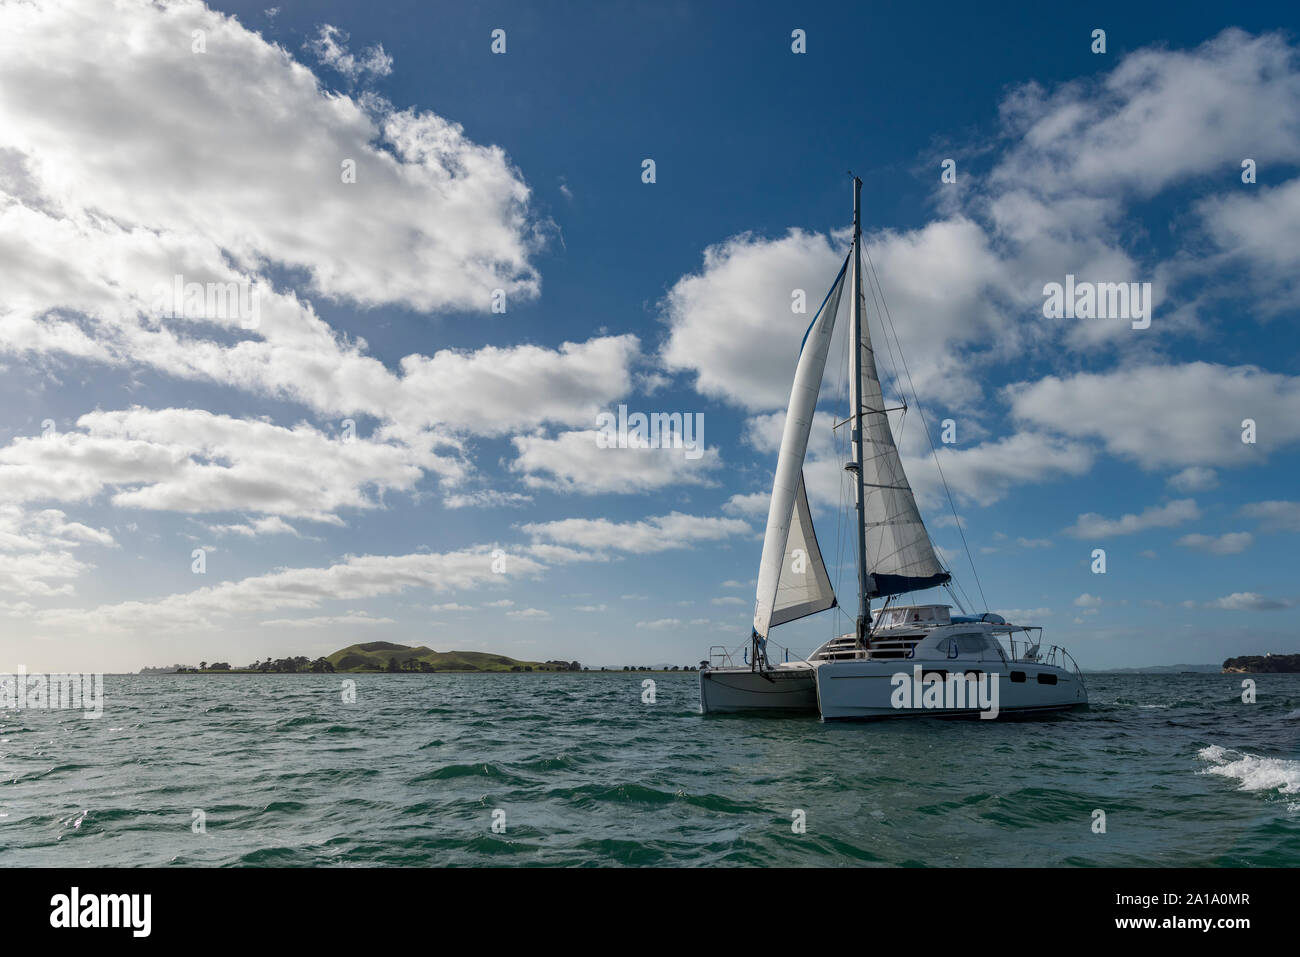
[1198,745,1300,809]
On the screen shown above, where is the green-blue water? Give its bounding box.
[2,673,1298,866]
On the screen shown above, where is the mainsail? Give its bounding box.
[752,254,849,638]
[851,258,950,598]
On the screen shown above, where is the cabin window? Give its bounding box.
[1036,672,1058,685]
[952,633,989,654]
[1009,671,1026,683]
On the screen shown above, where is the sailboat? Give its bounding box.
[698,177,1087,719]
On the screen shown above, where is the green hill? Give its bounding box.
[326,641,563,673]
[1223,653,1300,674]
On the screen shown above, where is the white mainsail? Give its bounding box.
[851,270,950,598]
[752,254,849,638]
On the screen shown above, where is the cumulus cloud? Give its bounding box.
[1239,500,1300,532]
[305,24,393,81]
[0,408,457,523]
[1177,532,1254,555]
[511,427,720,494]
[0,505,114,596]
[210,516,302,538]
[990,30,1300,199]
[25,546,546,634]
[1065,499,1200,538]
[261,612,395,627]
[442,489,534,510]
[1207,592,1292,611]
[635,618,684,630]
[1167,467,1219,493]
[520,512,750,554]
[1008,364,1300,469]
[0,0,539,315]
[0,0,649,521]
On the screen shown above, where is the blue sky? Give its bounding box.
[2,0,1299,672]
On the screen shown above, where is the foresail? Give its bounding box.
[769,472,837,627]
[854,281,951,598]
[753,253,850,638]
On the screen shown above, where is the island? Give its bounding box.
[1222,653,1300,674]
[142,641,701,674]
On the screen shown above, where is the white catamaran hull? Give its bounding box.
[698,666,817,714]
[815,659,1086,720]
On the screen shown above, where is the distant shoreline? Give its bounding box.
[143,668,695,676]
[1221,653,1300,674]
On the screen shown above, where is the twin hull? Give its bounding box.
[699,660,1085,719]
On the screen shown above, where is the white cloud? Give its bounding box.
[0,0,539,315]
[991,30,1300,199]
[1196,177,1300,314]
[1207,592,1292,611]
[511,426,719,494]
[635,618,684,630]
[995,607,1052,621]
[1177,532,1253,555]
[1167,467,1219,493]
[1065,499,1200,538]
[210,516,302,538]
[394,336,641,437]
[29,546,545,635]
[1239,500,1300,532]
[0,408,454,523]
[443,490,533,510]
[507,607,550,620]
[906,432,1094,508]
[0,0,649,511]
[0,506,115,596]
[305,24,393,80]
[1009,364,1300,469]
[659,229,844,411]
[260,612,395,627]
[520,512,750,554]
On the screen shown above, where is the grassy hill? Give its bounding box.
[326,641,560,673]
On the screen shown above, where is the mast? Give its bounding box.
[848,176,872,644]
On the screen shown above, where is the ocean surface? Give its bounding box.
[2,672,1298,867]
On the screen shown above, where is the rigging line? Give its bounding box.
[861,242,989,613]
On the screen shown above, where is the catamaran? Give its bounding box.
[698,177,1087,719]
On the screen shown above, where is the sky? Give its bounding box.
[2,0,1299,672]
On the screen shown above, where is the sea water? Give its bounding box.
[1,673,1296,866]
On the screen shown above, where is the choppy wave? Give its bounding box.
[0,672,1297,866]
